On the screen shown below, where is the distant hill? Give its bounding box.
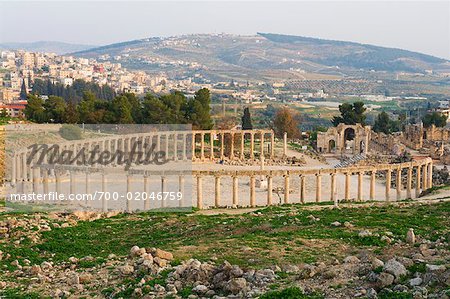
[258,33,446,72]
[0,41,95,55]
[72,33,450,81]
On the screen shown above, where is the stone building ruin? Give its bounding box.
[316,123,371,155]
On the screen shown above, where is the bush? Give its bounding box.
[260,287,323,299]
[59,124,82,140]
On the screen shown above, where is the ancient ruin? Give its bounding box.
[316,123,371,155]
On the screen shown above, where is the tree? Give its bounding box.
[422,112,447,128]
[64,102,79,123]
[187,88,213,129]
[24,95,46,123]
[20,80,27,100]
[241,107,253,130]
[331,102,366,126]
[373,111,391,134]
[43,96,67,123]
[77,92,100,123]
[111,95,133,124]
[272,107,301,138]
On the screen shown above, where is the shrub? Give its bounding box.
[59,124,82,140]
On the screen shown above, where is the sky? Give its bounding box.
[0,1,449,59]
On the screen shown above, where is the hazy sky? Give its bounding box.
[1,1,449,59]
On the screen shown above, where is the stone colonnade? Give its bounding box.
[192,157,433,209]
[10,129,277,184]
[191,129,275,161]
[11,158,433,212]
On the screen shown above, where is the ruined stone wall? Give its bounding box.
[370,132,405,155]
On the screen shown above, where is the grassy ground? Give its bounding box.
[1,201,449,275]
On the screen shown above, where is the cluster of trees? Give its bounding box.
[331,102,366,126]
[422,112,448,128]
[31,79,116,103]
[24,88,213,129]
[373,111,407,134]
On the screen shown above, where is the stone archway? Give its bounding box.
[344,127,356,153]
[328,139,336,153]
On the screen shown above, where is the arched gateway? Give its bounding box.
[317,124,371,155]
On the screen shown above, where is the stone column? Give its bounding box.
[345,172,351,200]
[126,175,132,212]
[415,165,421,198]
[200,133,205,160]
[240,132,245,160]
[165,134,169,161]
[173,133,178,161]
[267,175,273,206]
[31,167,39,194]
[268,133,274,159]
[209,133,214,160]
[192,133,196,160]
[396,168,402,200]
[156,135,161,152]
[178,175,185,208]
[182,134,187,161]
[260,132,265,158]
[428,162,433,189]
[370,170,376,201]
[220,133,225,160]
[315,173,322,203]
[232,175,238,208]
[331,173,337,207]
[85,172,90,208]
[284,174,290,204]
[11,154,16,185]
[144,176,150,210]
[250,133,255,159]
[214,175,221,207]
[422,164,428,190]
[283,132,288,157]
[161,176,166,208]
[357,172,363,201]
[230,133,235,159]
[42,169,49,195]
[385,169,392,202]
[196,175,203,209]
[250,175,256,207]
[406,167,413,199]
[55,171,61,196]
[22,152,27,181]
[300,175,306,204]
[101,173,107,212]
[69,171,75,195]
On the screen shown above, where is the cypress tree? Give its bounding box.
[241,107,253,130]
[20,79,27,100]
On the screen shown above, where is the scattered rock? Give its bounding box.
[330,221,342,227]
[383,259,407,280]
[358,230,372,237]
[225,277,247,294]
[154,248,174,261]
[192,284,209,294]
[343,256,360,264]
[425,264,446,273]
[371,257,384,269]
[406,228,416,245]
[409,277,423,287]
[376,272,395,288]
[119,264,134,275]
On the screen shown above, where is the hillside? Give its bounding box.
[72,33,450,82]
[0,41,95,55]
